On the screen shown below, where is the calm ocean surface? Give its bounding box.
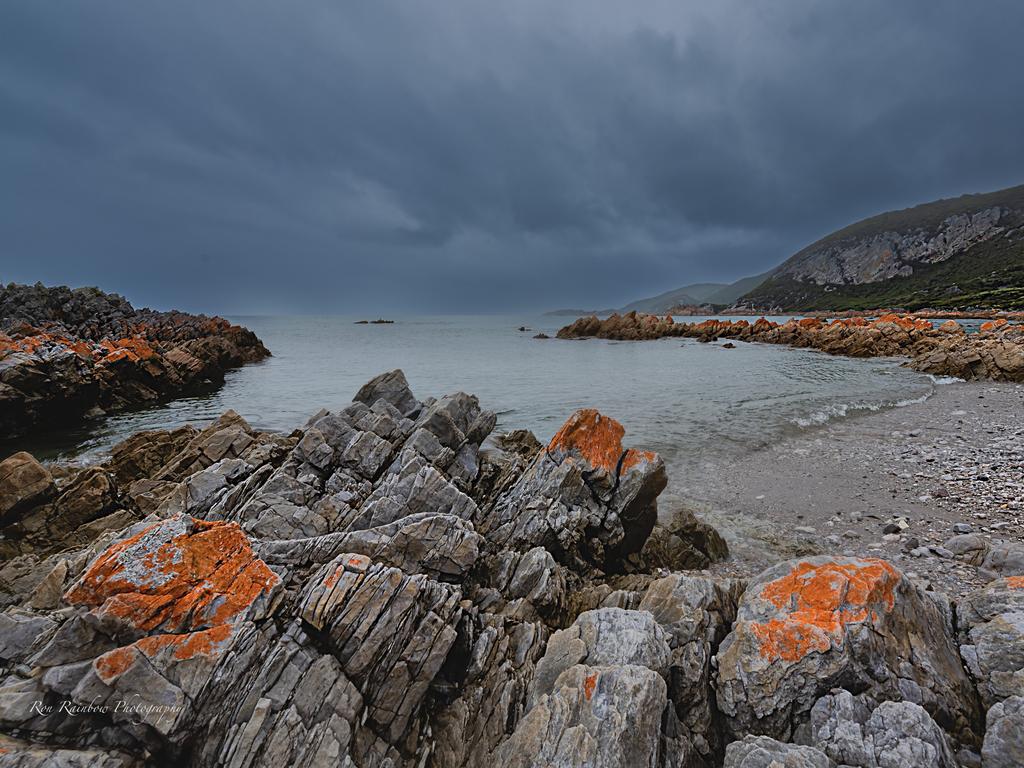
[20,315,945,480]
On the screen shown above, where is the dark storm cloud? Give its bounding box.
[2,0,1023,313]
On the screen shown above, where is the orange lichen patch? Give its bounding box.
[324,563,345,589]
[93,625,235,684]
[547,409,627,473]
[1005,576,1024,588]
[94,645,140,683]
[65,517,279,634]
[0,330,98,360]
[749,559,899,663]
[620,448,658,472]
[98,337,158,364]
[583,671,598,701]
[798,318,823,329]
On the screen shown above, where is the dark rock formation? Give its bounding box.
[0,283,269,439]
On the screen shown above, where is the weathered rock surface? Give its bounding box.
[1,371,1020,766]
[808,689,955,767]
[957,577,1024,711]
[715,556,980,745]
[982,695,1024,768]
[557,311,1024,382]
[0,282,269,439]
[496,663,668,768]
[724,735,831,768]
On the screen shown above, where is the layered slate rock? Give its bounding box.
[0,282,269,439]
[496,663,668,768]
[983,695,1024,768]
[2,369,1013,766]
[715,556,980,745]
[723,736,831,768]
[639,573,744,765]
[808,689,956,768]
[477,408,667,573]
[5,516,283,740]
[957,576,1024,710]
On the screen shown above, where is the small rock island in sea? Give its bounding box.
[2,355,1024,766]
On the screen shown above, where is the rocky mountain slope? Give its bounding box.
[0,283,269,440]
[741,184,1024,311]
[1,370,1023,766]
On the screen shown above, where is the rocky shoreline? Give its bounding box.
[0,284,270,441]
[557,311,1024,382]
[1,370,1023,766]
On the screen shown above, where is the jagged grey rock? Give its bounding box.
[956,577,1024,710]
[723,735,831,768]
[496,663,667,768]
[809,690,955,768]
[982,695,1024,768]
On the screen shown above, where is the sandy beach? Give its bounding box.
[674,381,1024,597]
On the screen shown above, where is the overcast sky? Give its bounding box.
[2,1,1023,314]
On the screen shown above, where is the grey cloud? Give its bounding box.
[1,0,1022,313]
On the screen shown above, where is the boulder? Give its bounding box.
[0,451,54,520]
[353,368,420,416]
[477,409,666,573]
[715,556,979,745]
[496,663,667,768]
[957,577,1024,710]
[809,690,955,768]
[723,736,831,768]
[982,695,1024,768]
[639,573,744,764]
[528,608,672,707]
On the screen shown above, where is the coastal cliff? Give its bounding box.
[0,283,269,440]
[1,370,1022,766]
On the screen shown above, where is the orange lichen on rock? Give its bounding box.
[980,319,1009,332]
[1005,576,1024,589]
[583,671,598,701]
[0,330,97,360]
[65,516,280,634]
[98,337,158,364]
[748,559,899,663]
[620,448,658,472]
[547,409,627,473]
[798,318,823,329]
[93,625,235,683]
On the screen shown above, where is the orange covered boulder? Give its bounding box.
[715,556,979,745]
[480,409,666,573]
[65,515,281,634]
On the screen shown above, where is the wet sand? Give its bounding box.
[670,381,1024,597]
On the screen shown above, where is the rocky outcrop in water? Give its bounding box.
[0,370,1020,765]
[0,283,269,439]
[557,312,1024,382]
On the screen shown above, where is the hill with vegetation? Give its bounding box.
[741,185,1024,311]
